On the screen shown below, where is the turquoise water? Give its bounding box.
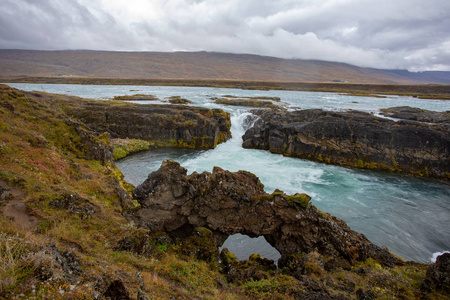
[7,83,450,263]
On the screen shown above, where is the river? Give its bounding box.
[6,83,450,263]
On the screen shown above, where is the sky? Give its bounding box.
[1,0,449,71]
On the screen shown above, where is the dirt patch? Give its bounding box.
[0,180,38,229]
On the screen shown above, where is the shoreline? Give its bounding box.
[2,76,450,100]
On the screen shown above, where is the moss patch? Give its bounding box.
[286,193,311,208]
[111,138,152,160]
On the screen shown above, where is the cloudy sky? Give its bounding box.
[1,0,449,71]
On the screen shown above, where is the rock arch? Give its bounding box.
[131,160,398,266]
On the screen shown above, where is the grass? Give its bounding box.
[111,138,152,160]
[243,275,300,299]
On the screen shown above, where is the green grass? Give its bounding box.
[112,138,151,160]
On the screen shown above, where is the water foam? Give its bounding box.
[430,251,450,263]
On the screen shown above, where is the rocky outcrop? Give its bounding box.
[49,192,98,219]
[131,160,400,267]
[242,109,450,179]
[213,97,278,108]
[113,94,159,101]
[69,101,231,150]
[421,253,450,292]
[166,96,192,104]
[380,106,450,124]
[65,118,114,164]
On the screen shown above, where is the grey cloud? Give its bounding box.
[0,0,449,71]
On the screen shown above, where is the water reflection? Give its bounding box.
[220,233,281,263]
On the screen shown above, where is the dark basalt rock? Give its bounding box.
[44,243,81,283]
[102,279,131,300]
[421,253,450,292]
[130,160,400,267]
[180,227,219,263]
[219,248,276,284]
[213,97,278,108]
[0,187,12,202]
[66,118,114,164]
[242,108,450,179]
[49,192,98,219]
[70,101,231,150]
[380,106,450,124]
[166,96,193,104]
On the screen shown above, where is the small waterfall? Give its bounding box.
[229,109,253,141]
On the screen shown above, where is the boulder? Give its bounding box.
[49,192,98,219]
[102,279,131,300]
[0,187,12,202]
[421,252,450,292]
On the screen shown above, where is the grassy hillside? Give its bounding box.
[0,85,448,299]
[1,49,449,84]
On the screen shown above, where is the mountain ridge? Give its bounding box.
[1,49,449,84]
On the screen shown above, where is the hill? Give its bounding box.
[1,49,449,84]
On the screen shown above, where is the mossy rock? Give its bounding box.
[167,96,192,104]
[219,248,277,284]
[194,226,213,238]
[180,227,218,263]
[220,248,238,266]
[114,228,153,256]
[113,94,159,101]
[286,193,311,208]
[112,138,151,160]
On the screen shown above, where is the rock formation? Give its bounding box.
[242,108,450,179]
[131,160,400,267]
[421,253,450,293]
[65,118,114,164]
[380,106,450,129]
[69,101,231,149]
[213,97,278,108]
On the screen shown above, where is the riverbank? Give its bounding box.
[2,76,450,99]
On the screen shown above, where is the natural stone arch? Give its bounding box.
[131,160,398,266]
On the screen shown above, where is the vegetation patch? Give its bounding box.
[213,97,279,108]
[112,138,152,160]
[113,94,159,101]
[166,96,193,104]
[286,193,311,208]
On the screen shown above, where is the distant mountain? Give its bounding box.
[0,49,449,84]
